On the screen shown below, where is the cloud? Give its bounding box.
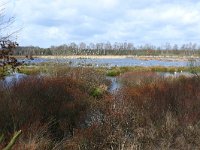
[3,0,200,47]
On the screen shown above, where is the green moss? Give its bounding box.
[19,66,41,75]
[91,87,103,97]
[0,68,11,78]
[150,66,168,72]
[150,66,188,73]
[106,70,121,76]
[189,67,200,74]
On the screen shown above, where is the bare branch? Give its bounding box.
[0,27,22,41]
[0,1,19,40]
[0,1,22,76]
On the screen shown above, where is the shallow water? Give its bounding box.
[107,77,121,92]
[1,73,27,86]
[107,72,194,92]
[24,57,188,67]
[159,72,192,77]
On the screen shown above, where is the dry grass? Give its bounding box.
[1,68,200,149]
[65,73,200,150]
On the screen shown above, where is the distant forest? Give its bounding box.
[15,42,200,56]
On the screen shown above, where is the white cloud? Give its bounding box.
[2,0,200,47]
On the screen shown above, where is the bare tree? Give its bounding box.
[0,1,21,76]
[0,1,16,40]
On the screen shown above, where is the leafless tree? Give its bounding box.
[0,1,16,40]
[0,1,21,76]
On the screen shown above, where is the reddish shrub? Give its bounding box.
[0,76,91,139]
[119,75,200,125]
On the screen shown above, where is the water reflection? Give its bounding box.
[107,72,194,93]
[1,73,27,86]
[158,72,192,77]
[107,77,120,92]
[21,58,188,67]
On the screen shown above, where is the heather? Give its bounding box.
[0,65,200,149]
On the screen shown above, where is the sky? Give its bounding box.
[2,0,200,48]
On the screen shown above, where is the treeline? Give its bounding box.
[14,42,200,56]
